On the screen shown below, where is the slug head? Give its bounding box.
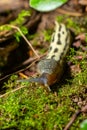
[29,73,59,91]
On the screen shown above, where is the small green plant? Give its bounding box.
[29,0,68,12]
[11,10,30,42]
[43,30,52,42]
[11,10,31,26]
[66,48,77,64]
[0,10,30,42]
[3,75,18,91]
[80,120,87,130]
[14,26,28,42]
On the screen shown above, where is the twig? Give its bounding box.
[64,110,81,130]
[0,85,28,98]
[16,52,47,73]
[19,52,47,70]
[6,24,39,58]
[64,105,87,130]
[18,72,29,79]
[57,8,84,17]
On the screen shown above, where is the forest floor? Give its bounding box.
[0,0,87,130]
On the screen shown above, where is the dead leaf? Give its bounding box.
[75,34,86,41]
[70,64,81,74]
[73,40,81,48]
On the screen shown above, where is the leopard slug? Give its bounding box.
[18,21,73,91]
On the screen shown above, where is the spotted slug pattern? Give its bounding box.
[18,21,73,90]
[46,21,71,62]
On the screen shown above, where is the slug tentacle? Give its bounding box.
[17,74,51,91]
[17,76,47,85]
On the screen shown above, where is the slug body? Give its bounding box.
[18,21,73,90]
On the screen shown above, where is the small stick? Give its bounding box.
[0,85,28,98]
[6,24,40,58]
[17,52,47,73]
[64,105,87,130]
[18,72,28,79]
[64,110,81,130]
[57,8,84,17]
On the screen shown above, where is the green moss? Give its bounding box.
[0,14,87,130]
[57,15,87,34]
[43,30,52,42]
[0,62,87,129]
